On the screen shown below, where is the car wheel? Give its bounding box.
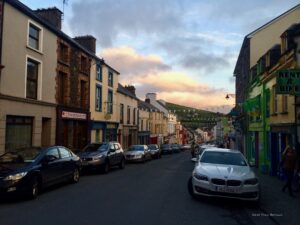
[71,168,80,183]
[119,158,125,169]
[27,176,40,200]
[187,176,196,199]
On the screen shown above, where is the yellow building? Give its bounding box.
[90,58,120,143]
[117,84,138,150]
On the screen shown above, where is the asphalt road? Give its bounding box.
[0,151,277,225]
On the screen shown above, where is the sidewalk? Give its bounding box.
[255,169,300,225]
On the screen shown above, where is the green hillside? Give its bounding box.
[165,102,223,129]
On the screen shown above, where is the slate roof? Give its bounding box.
[138,99,160,112]
[117,83,139,100]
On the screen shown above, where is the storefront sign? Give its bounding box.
[107,123,117,129]
[62,111,87,120]
[276,69,300,95]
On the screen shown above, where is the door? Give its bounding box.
[41,118,51,147]
[58,147,73,178]
[271,133,279,176]
[40,147,62,186]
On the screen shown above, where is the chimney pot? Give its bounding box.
[35,7,62,30]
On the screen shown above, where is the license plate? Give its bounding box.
[216,186,239,193]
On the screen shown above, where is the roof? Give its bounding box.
[156,100,168,111]
[7,0,120,74]
[117,83,139,100]
[203,148,241,153]
[138,99,160,112]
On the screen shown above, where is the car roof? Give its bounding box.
[203,148,241,153]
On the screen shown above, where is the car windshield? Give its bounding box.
[0,147,42,163]
[83,144,108,152]
[162,145,170,148]
[200,151,247,166]
[148,145,157,150]
[128,145,144,151]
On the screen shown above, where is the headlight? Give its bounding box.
[4,172,28,181]
[244,178,258,185]
[193,172,209,181]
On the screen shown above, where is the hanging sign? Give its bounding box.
[276,69,300,95]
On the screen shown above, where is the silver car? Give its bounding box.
[125,145,152,163]
[189,148,260,202]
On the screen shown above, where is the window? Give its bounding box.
[133,108,136,125]
[266,90,270,118]
[282,95,288,113]
[108,71,113,87]
[107,90,113,114]
[28,23,40,50]
[127,106,131,124]
[59,42,69,63]
[120,104,124,124]
[81,55,88,73]
[5,116,33,151]
[59,147,71,159]
[95,85,102,112]
[141,119,144,131]
[46,148,60,159]
[80,81,86,108]
[58,72,66,104]
[272,86,278,114]
[26,58,39,99]
[114,144,120,150]
[96,62,102,81]
[95,129,100,142]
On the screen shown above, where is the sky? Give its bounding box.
[21,0,300,113]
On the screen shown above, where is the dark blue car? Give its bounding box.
[0,146,81,199]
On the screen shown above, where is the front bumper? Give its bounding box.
[125,155,144,162]
[81,158,105,168]
[0,178,30,197]
[192,177,259,201]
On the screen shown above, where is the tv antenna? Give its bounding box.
[62,0,68,20]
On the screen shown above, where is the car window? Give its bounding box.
[59,147,71,159]
[114,144,120,150]
[46,148,60,160]
[109,144,115,150]
[200,151,247,166]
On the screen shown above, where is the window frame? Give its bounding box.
[107,89,113,114]
[120,104,124,124]
[26,57,40,100]
[27,21,43,52]
[108,70,113,87]
[96,62,102,81]
[127,106,131,124]
[95,84,102,112]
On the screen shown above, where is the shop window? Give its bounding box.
[26,58,39,99]
[95,129,100,143]
[5,116,33,151]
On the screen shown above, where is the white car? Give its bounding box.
[189,148,260,202]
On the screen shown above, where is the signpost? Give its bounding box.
[276,69,300,95]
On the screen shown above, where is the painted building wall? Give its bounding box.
[250,7,300,67]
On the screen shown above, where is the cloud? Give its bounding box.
[101,46,171,82]
[69,0,184,46]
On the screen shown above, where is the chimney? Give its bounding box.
[146,93,157,100]
[124,85,136,96]
[73,35,96,53]
[35,7,62,30]
[145,98,150,104]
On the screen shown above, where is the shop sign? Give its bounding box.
[276,69,300,95]
[62,111,87,120]
[107,123,117,129]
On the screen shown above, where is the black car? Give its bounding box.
[148,144,161,159]
[78,142,125,173]
[0,146,81,199]
[171,144,181,153]
[161,144,173,154]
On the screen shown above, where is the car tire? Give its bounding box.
[119,158,125,169]
[27,176,40,200]
[71,167,80,183]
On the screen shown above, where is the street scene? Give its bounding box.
[1,0,300,225]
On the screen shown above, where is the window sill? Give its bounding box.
[96,78,102,82]
[26,45,43,55]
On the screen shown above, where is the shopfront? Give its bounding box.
[138,131,150,145]
[56,107,90,152]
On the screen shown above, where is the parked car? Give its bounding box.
[0,146,81,199]
[171,144,181,153]
[181,144,191,151]
[194,144,215,160]
[78,142,125,173]
[188,148,260,203]
[125,145,152,162]
[148,144,161,159]
[161,144,173,154]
